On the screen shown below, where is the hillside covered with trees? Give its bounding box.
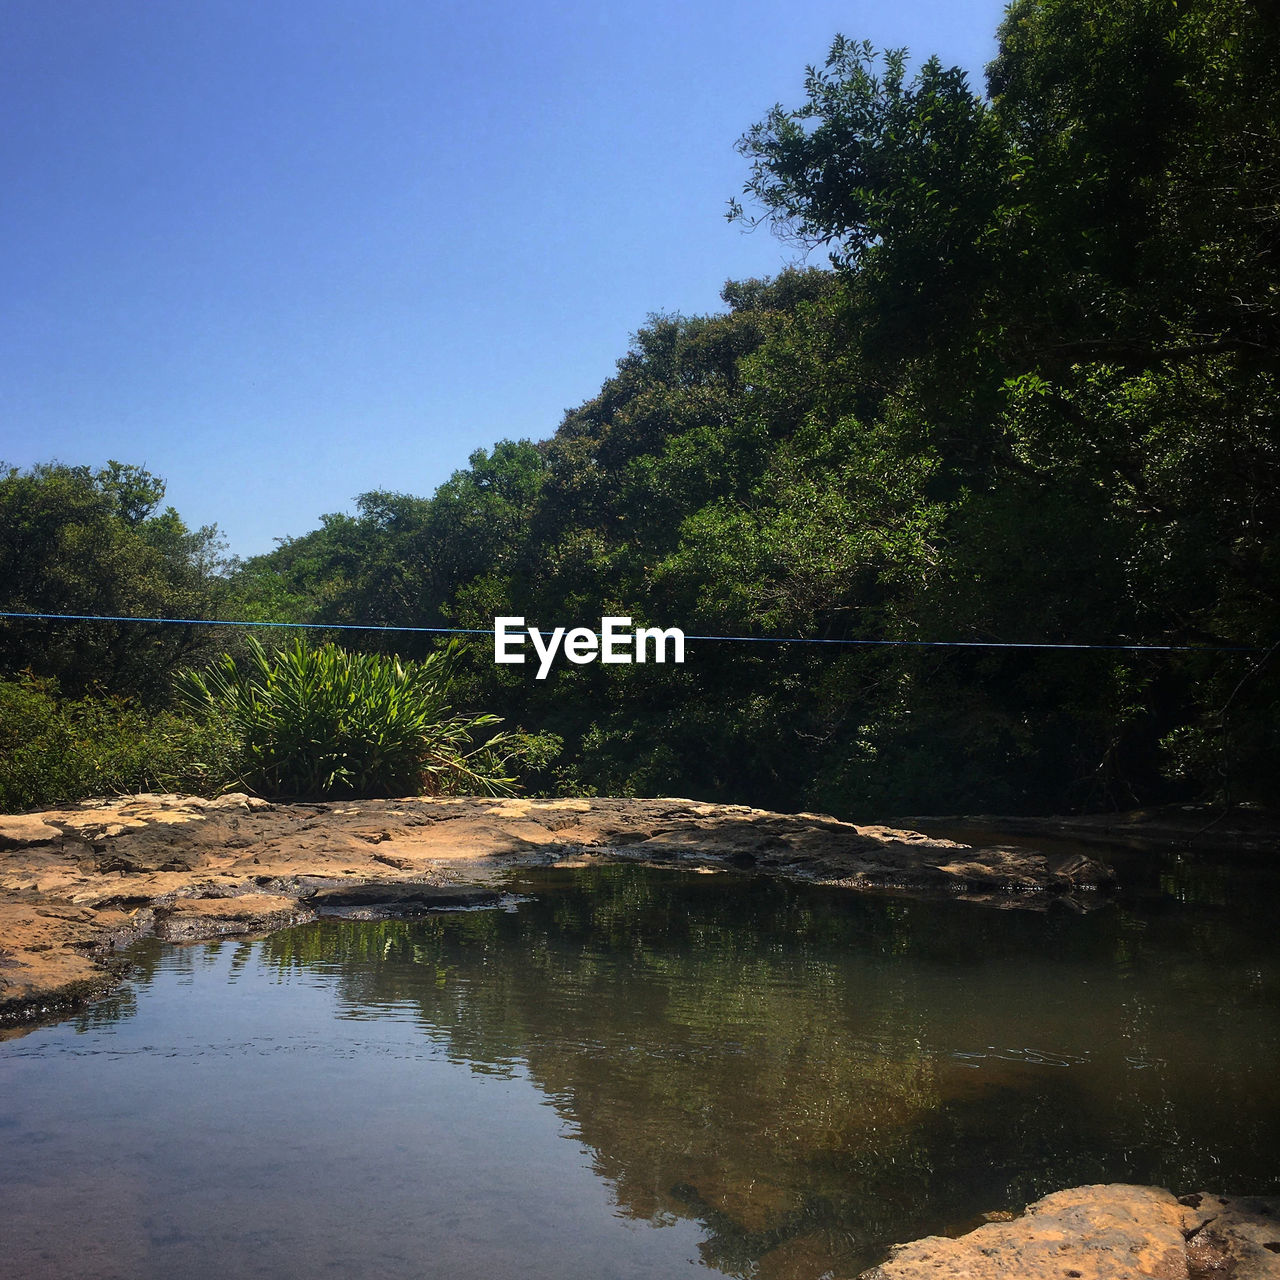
[3,0,1276,817]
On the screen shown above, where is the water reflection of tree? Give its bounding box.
[253,866,1280,1279]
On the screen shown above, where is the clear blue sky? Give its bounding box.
[0,0,1010,559]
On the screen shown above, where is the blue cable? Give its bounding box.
[0,610,1258,651]
[0,610,490,635]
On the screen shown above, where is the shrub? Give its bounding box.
[176,636,522,799]
[0,676,239,813]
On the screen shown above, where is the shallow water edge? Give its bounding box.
[2,852,1278,1279]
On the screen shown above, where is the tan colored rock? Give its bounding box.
[0,901,141,1024]
[859,1185,1280,1280]
[0,814,64,849]
[1180,1192,1280,1279]
[153,893,312,941]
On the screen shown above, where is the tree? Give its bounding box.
[0,461,231,701]
[727,2,1279,805]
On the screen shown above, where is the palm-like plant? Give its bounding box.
[177,636,519,799]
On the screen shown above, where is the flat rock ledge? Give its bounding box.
[859,1185,1280,1280]
[906,804,1280,856]
[0,792,1113,1028]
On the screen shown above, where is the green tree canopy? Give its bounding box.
[0,461,231,702]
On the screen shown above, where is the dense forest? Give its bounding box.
[3,0,1277,817]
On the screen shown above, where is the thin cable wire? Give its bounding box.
[0,610,490,635]
[0,610,1259,651]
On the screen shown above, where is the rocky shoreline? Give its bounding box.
[0,791,1113,1029]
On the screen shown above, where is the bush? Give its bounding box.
[0,676,239,813]
[176,636,523,800]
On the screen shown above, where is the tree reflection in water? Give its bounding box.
[172,863,1280,1278]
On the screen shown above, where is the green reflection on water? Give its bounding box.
[110,863,1273,1279]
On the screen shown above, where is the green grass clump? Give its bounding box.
[176,636,521,800]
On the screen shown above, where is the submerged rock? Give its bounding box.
[304,882,501,913]
[859,1184,1280,1279]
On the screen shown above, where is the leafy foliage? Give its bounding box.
[176,636,524,800]
[0,676,238,813]
[0,461,232,702]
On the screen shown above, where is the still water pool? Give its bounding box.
[2,851,1279,1279]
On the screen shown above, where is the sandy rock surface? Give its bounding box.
[0,792,1113,1028]
[860,1185,1280,1279]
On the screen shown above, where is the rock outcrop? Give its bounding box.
[860,1185,1280,1280]
[0,792,1114,1028]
